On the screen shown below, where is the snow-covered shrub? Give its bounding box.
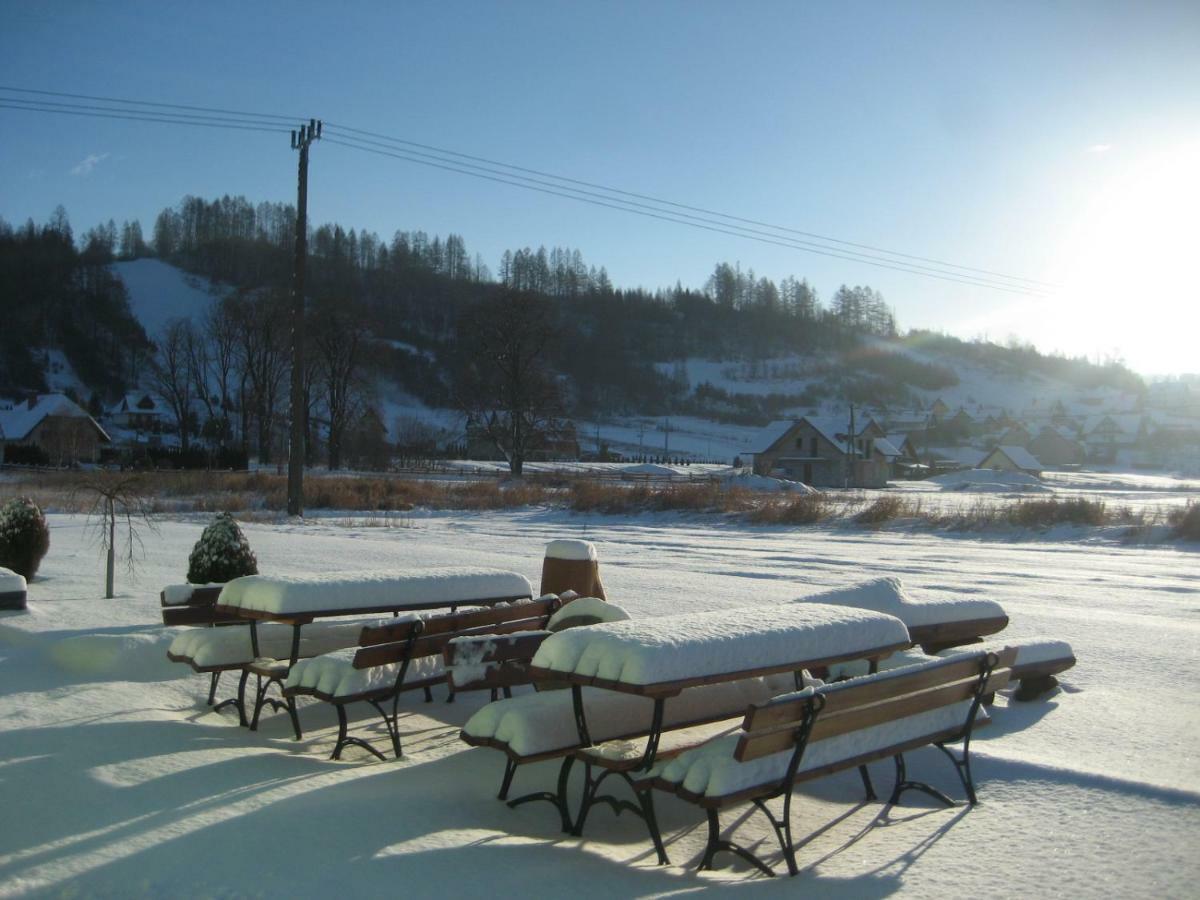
[0,497,51,579]
[186,513,258,584]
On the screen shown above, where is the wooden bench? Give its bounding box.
[283,596,561,760]
[1,567,29,611]
[650,646,1017,876]
[461,603,911,838]
[160,584,245,713]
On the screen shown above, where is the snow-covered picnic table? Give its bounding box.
[526,602,911,698]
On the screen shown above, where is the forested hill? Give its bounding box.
[1,196,1144,425]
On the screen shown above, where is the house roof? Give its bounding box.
[111,393,169,416]
[0,394,111,443]
[987,445,1043,471]
[873,437,902,459]
[749,415,885,456]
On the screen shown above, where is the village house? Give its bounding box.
[979,445,1043,477]
[0,394,111,465]
[748,415,890,487]
[109,392,169,435]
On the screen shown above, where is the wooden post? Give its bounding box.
[287,120,320,518]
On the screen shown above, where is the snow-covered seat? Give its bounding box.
[0,567,27,611]
[651,647,1018,877]
[283,596,562,760]
[792,577,1009,653]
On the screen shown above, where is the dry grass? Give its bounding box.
[2,468,1194,540]
[1170,501,1200,540]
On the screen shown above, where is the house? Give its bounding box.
[748,415,890,487]
[883,432,925,477]
[979,445,1043,477]
[1082,414,1146,463]
[928,398,950,422]
[0,394,111,465]
[1027,425,1087,468]
[109,393,169,434]
[996,423,1033,447]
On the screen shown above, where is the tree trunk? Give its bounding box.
[105,497,115,599]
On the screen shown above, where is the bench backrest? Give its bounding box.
[735,647,1017,763]
[160,586,239,627]
[352,596,562,670]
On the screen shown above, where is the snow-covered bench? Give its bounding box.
[283,595,561,760]
[461,603,911,839]
[941,637,1075,700]
[792,577,1009,654]
[0,567,27,611]
[168,567,534,731]
[651,646,1017,876]
[159,583,232,626]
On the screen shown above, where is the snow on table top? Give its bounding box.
[0,567,26,592]
[544,539,596,561]
[530,603,909,687]
[215,567,533,615]
[793,576,1006,626]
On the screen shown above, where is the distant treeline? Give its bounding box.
[0,197,1144,421]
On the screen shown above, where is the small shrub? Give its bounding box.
[854,495,909,526]
[186,512,258,584]
[1008,498,1107,528]
[748,492,832,525]
[1171,502,1200,541]
[0,497,51,578]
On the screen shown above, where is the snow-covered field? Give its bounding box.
[1,511,1198,897]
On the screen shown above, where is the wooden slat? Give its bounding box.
[736,675,985,763]
[447,660,532,691]
[443,631,551,667]
[353,617,546,669]
[423,597,557,637]
[908,615,1009,646]
[742,655,986,733]
[161,607,243,627]
[359,618,422,647]
[213,592,532,625]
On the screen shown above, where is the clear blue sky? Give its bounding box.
[3,1,1198,374]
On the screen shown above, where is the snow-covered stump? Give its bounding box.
[0,567,27,611]
[540,539,606,600]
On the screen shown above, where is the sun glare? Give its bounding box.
[1050,141,1200,374]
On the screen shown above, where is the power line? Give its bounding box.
[0,84,301,123]
[323,135,1049,296]
[324,121,1056,290]
[0,99,287,134]
[0,84,1055,294]
[323,130,1047,295]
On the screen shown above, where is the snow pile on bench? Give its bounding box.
[938,637,1074,671]
[446,630,551,687]
[284,646,445,700]
[0,567,26,593]
[792,577,1005,627]
[167,618,390,669]
[546,597,629,631]
[530,603,908,686]
[655,654,991,799]
[216,568,534,615]
[464,674,797,757]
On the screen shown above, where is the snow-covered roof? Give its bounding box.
[987,445,1043,471]
[111,393,168,416]
[802,415,880,449]
[747,420,796,454]
[873,437,902,459]
[0,394,110,443]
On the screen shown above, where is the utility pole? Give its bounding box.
[287,119,321,518]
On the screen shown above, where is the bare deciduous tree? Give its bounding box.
[150,319,196,453]
[454,289,565,477]
[74,473,156,599]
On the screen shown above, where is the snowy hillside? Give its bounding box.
[112,258,226,340]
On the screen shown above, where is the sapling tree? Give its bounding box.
[74,473,156,599]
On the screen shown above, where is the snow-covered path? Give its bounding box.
[1,511,1197,897]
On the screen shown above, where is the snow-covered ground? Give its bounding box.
[111,259,224,340]
[1,511,1197,897]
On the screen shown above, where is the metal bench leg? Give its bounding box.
[858,764,877,800]
[206,671,221,706]
[507,756,575,834]
[498,758,519,801]
[698,807,776,877]
[889,752,956,807]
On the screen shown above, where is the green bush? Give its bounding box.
[186,512,258,584]
[0,497,51,579]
